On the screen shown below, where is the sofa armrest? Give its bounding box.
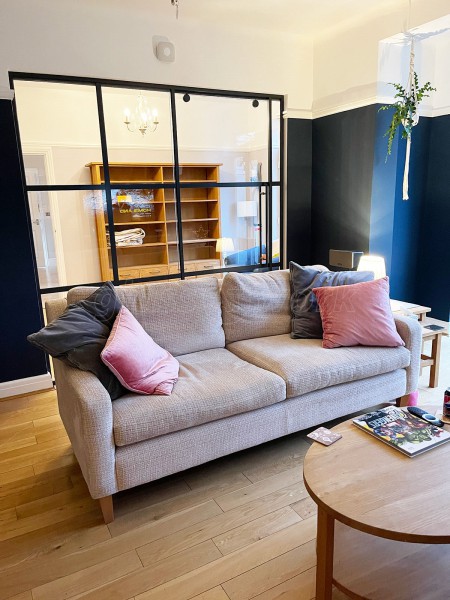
[394,315,422,395]
[53,359,118,498]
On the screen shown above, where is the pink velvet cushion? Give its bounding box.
[313,277,404,349]
[101,306,179,395]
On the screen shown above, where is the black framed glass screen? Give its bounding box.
[11,74,284,293]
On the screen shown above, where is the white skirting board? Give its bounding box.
[0,373,53,399]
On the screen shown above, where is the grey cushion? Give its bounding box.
[221,270,291,344]
[77,281,122,329]
[112,348,286,446]
[28,283,124,399]
[227,334,411,399]
[68,278,225,357]
[289,262,374,339]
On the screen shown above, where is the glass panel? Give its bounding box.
[29,190,104,289]
[14,81,103,186]
[271,186,281,265]
[175,94,269,183]
[101,86,174,177]
[271,100,282,182]
[102,87,178,280]
[105,188,172,282]
[177,186,265,273]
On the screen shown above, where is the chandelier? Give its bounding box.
[123,91,159,136]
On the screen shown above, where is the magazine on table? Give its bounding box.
[353,406,450,457]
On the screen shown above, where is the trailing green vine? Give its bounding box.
[379,72,435,158]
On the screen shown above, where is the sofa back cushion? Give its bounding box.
[221,270,291,343]
[67,278,225,356]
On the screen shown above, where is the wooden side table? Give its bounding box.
[421,323,449,388]
[390,299,431,321]
[391,300,448,388]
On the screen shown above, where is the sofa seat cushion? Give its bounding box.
[227,334,411,399]
[112,348,286,446]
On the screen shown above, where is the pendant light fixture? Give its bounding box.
[123,91,159,136]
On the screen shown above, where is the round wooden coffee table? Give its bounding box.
[303,416,450,600]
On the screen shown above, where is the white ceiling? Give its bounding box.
[87,0,408,36]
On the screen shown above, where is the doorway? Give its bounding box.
[25,160,59,288]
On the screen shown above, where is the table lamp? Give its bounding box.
[216,237,235,266]
[357,255,386,279]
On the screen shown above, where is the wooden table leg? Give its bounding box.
[429,333,442,388]
[316,505,335,600]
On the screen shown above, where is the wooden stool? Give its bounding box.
[421,326,446,388]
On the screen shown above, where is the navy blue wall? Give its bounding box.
[0,99,48,383]
[416,115,450,321]
[286,118,312,264]
[370,106,432,301]
[310,103,449,320]
[369,106,398,279]
[390,116,431,302]
[311,106,376,267]
[371,107,449,319]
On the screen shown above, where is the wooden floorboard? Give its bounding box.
[0,388,334,600]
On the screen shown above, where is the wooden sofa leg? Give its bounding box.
[396,395,410,408]
[99,495,114,523]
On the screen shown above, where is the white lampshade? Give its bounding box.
[357,255,386,279]
[237,200,258,218]
[216,237,235,253]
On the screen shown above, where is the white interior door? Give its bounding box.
[26,169,47,268]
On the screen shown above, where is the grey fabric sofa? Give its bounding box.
[46,269,422,523]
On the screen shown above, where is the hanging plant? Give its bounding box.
[379,33,436,200]
[379,72,435,157]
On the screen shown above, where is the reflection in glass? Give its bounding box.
[108,188,170,281]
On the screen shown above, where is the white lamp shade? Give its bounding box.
[237,200,258,218]
[357,255,386,279]
[216,237,235,253]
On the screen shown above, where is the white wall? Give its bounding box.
[313,0,450,117]
[425,27,450,115]
[0,0,313,115]
[14,81,275,161]
[378,15,450,117]
[3,1,450,118]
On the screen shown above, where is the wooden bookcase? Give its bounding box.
[86,162,222,280]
